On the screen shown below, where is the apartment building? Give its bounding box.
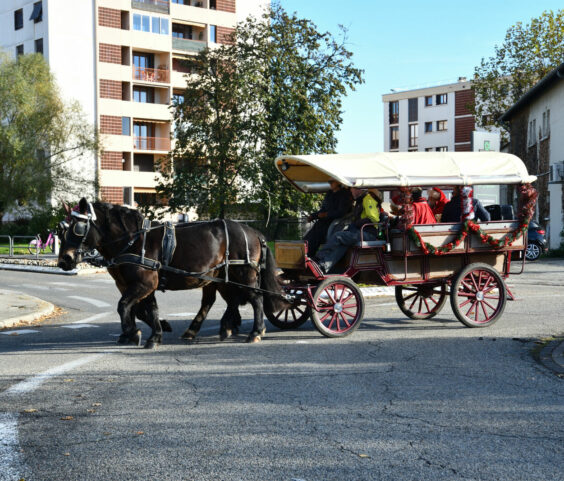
[0,0,267,209]
[382,78,479,153]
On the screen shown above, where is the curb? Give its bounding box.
[537,337,564,375]
[0,263,105,276]
[0,289,55,329]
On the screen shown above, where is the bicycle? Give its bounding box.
[28,230,56,255]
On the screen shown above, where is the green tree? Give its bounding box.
[472,9,564,133]
[157,3,363,226]
[0,52,99,221]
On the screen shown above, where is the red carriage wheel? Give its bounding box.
[450,263,507,328]
[266,288,311,330]
[311,278,365,338]
[395,284,447,320]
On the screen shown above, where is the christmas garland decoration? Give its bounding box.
[406,184,538,256]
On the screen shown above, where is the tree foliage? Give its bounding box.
[0,52,99,221]
[472,9,564,131]
[157,3,363,222]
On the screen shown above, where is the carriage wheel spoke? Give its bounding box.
[408,295,420,310]
[340,313,352,328]
[469,273,480,292]
[461,280,475,293]
[417,297,423,314]
[465,300,477,317]
[403,292,418,302]
[320,311,331,322]
[423,298,431,313]
[482,299,496,311]
[480,302,489,321]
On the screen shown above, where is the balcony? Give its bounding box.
[134,136,171,151]
[172,37,207,53]
[131,0,169,14]
[133,66,170,84]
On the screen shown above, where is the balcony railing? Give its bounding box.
[172,37,207,53]
[131,0,169,14]
[134,137,171,151]
[133,66,170,84]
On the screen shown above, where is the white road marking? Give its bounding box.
[168,312,197,317]
[0,412,27,481]
[72,312,111,324]
[3,353,106,396]
[0,330,40,336]
[61,324,99,329]
[67,295,111,308]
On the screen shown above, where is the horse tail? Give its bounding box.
[260,240,290,313]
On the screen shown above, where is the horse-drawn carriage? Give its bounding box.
[267,152,538,338]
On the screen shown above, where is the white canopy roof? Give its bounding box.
[275,152,537,192]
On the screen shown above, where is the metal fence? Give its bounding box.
[0,234,58,258]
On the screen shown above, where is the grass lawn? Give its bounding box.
[0,243,39,255]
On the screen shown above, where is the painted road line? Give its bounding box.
[0,412,28,481]
[3,353,107,396]
[61,324,100,329]
[72,312,111,324]
[67,295,111,308]
[0,330,40,336]
[168,312,197,317]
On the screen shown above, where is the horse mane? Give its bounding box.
[94,201,144,232]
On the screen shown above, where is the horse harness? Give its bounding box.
[61,210,286,299]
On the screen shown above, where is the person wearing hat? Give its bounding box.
[411,187,437,224]
[304,178,353,257]
[314,186,380,274]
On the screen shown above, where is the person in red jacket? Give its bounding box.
[411,188,436,224]
[427,187,447,221]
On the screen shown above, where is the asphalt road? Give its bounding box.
[0,261,563,481]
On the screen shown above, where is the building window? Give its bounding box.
[14,9,23,30]
[389,101,399,124]
[16,44,24,57]
[424,96,432,107]
[172,92,184,104]
[210,0,217,8]
[528,119,537,146]
[210,25,217,43]
[171,0,190,4]
[436,120,447,131]
[542,110,550,138]
[436,146,448,152]
[408,98,418,122]
[390,126,399,150]
[436,93,447,105]
[151,16,168,35]
[424,122,432,133]
[409,124,418,148]
[424,147,433,152]
[172,23,192,39]
[35,38,43,54]
[122,116,131,136]
[30,2,42,23]
[133,86,154,103]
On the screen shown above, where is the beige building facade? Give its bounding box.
[1,0,267,209]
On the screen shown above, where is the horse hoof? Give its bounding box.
[117,335,128,345]
[160,320,173,332]
[180,329,196,340]
[246,335,262,343]
[144,340,158,349]
[132,330,143,347]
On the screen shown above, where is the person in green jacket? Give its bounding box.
[313,187,381,274]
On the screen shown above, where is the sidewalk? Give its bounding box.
[0,289,55,329]
[0,255,105,276]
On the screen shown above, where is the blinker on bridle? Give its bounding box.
[60,203,98,254]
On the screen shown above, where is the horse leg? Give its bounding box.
[219,298,242,341]
[181,284,217,340]
[117,285,152,346]
[247,294,266,343]
[136,293,163,349]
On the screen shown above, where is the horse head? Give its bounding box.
[57,198,102,271]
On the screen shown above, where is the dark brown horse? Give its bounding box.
[57,198,290,348]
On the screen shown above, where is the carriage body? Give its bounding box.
[269,152,537,337]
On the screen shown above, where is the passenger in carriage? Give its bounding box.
[427,187,447,221]
[313,187,380,274]
[411,188,436,224]
[441,186,491,223]
[303,179,353,257]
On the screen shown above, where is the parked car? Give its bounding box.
[485,204,547,261]
[526,220,547,261]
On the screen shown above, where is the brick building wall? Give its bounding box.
[101,187,124,204]
[217,26,235,44]
[99,43,121,64]
[99,79,122,100]
[100,115,123,135]
[216,0,236,13]
[98,7,121,29]
[101,151,124,170]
